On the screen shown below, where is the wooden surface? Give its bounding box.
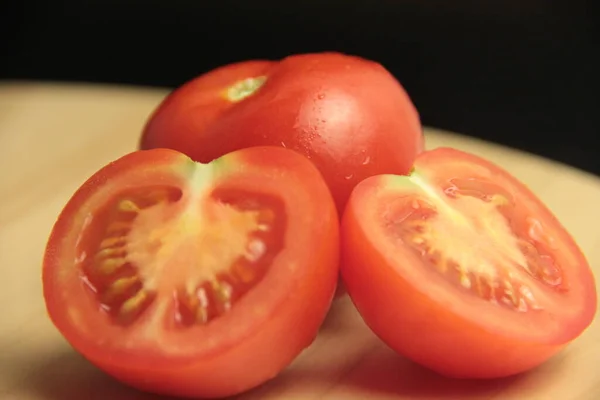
[1,81,599,400]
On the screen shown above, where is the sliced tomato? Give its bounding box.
[341,147,597,379]
[42,147,339,398]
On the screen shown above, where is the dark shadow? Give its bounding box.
[11,298,575,399]
[324,341,576,399]
[332,343,524,398]
[17,348,176,400]
[318,293,359,334]
[229,344,528,399]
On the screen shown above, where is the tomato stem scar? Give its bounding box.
[225,76,267,102]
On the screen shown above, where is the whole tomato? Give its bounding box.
[140,52,424,213]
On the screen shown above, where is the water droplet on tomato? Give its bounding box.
[317,93,325,100]
[361,155,371,165]
[345,174,354,180]
[280,141,287,148]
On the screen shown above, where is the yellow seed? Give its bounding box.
[504,280,519,307]
[99,236,127,249]
[196,307,208,324]
[490,194,509,206]
[95,247,126,260]
[460,274,471,289]
[103,276,139,302]
[211,280,232,302]
[120,290,148,315]
[118,199,141,213]
[98,257,127,274]
[196,288,209,308]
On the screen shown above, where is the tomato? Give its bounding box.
[42,146,339,398]
[139,51,424,214]
[341,147,597,379]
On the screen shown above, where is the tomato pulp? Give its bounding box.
[42,147,340,398]
[139,51,424,214]
[341,147,597,378]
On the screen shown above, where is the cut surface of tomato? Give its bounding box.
[139,51,424,214]
[341,147,597,379]
[43,147,339,398]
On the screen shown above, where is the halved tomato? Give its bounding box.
[42,147,339,398]
[341,147,597,379]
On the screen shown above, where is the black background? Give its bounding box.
[1,1,597,174]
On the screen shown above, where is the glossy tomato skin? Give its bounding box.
[140,52,424,214]
[341,148,597,379]
[43,147,340,398]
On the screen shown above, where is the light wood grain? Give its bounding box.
[1,81,598,400]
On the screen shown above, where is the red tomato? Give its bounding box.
[139,52,424,214]
[341,147,597,379]
[42,147,339,398]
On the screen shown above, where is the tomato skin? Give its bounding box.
[340,148,597,379]
[140,51,423,214]
[43,147,340,398]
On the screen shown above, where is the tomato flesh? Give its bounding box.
[79,184,285,330]
[391,176,563,312]
[43,147,339,398]
[341,147,597,379]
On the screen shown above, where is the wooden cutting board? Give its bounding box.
[1,82,598,400]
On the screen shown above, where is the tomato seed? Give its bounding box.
[99,236,128,249]
[95,247,127,260]
[117,289,154,325]
[212,280,233,314]
[121,290,149,314]
[98,257,127,275]
[117,199,142,213]
[195,307,209,324]
[101,275,141,304]
[460,275,471,289]
[175,280,232,326]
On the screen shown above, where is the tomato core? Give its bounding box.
[78,182,285,329]
[224,76,267,102]
[387,172,564,313]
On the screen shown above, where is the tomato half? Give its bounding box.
[139,51,424,214]
[341,147,597,379]
[42,147,339,398]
